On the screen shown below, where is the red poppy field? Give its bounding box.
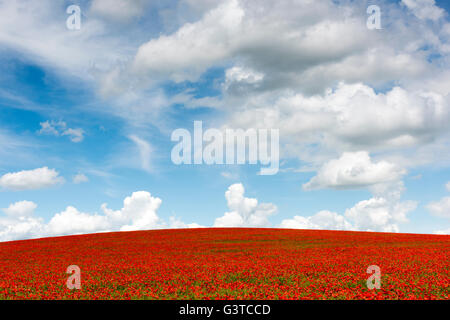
[0,228,448,300]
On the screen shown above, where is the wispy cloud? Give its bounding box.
[129,135,153,172]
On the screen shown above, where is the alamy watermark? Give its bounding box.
[367,5,382,30]
[66,265,81,290]
[66,5,81,30]
[171,121,279,175]
[366,265,381,289]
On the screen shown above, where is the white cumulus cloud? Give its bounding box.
[0,191,202,241]
[0,167,64,191]
[345,197,417,233]
[169,217,204,229]
[303,151,406,190]
[0,216,44,242]
[426,196,450,219]
[132,0,244,82]
[47,206,110,236]
[426,181,450,219]
[0,201,43,242]
[2,200,37,217]
[101,191,163,231]
[214,183,277,227]
[228,83,449,162]
[280,210,353,231]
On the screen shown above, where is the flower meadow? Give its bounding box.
[0,228,448,300]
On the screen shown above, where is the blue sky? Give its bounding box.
[0,0,450,241]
